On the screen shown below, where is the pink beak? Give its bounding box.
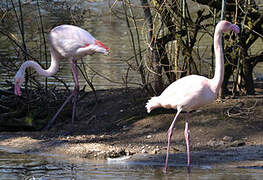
[14,82,22,96]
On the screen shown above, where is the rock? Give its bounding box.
[146,135,152,139]
[207,139,225,147]
[230,140,246,147]
[242,137,248,141]
[126,150,134,156]
[141,149,147,153]
[172,145,185,152]
[152,148,159,154]
[207,140,217,147]
[218,140,224,146]
[223,136,233,142]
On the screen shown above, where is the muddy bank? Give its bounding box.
[0,88,263,168]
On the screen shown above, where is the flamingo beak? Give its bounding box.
[94,40,110,55]
[14,82,22,96]
[231,24,240,34]
[105,49,110,55]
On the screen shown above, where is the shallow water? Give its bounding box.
[0,149,263,180]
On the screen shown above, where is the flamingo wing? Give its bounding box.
[158,75,216,110]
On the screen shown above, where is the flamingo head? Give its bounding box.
[14,72,24,96]
[94,40,110,55]
[219,20,240,34]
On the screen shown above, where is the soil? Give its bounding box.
[0,87,263,168]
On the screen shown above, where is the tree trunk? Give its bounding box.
[140,0,163,94]
[157,42,176,84]
[241,59,255,94]
[220,63,233,97]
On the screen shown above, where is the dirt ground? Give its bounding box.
[0,87,263,167]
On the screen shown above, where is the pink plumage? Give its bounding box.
[14,24,110,130]
[146,75,216,113]
[146,20,239,173]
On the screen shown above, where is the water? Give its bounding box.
[0,0,142,90]
[2,0,262,91]
[0,149,263,180]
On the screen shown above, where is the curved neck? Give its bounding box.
[18,51,59,78]
[211,28,224,94]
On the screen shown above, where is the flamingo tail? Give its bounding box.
[145,96,160,113]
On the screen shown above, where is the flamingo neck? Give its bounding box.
[211,28,224,94]
[18,52,59,78]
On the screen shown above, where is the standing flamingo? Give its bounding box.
[14,24,110,130]
[146,20,239,172]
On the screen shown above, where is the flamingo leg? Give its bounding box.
[185,112,191,173]
[70,58,79,131]
[43,92,74,130]
[163,107,182,173]
[43,58,79,131]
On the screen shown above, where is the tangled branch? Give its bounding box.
[227,101,257,118]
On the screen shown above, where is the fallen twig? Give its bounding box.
[227,100,257,118]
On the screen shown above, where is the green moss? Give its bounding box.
[25,114,33,126]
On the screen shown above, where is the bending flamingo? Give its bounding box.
[14,24,110,130]
[146,20,239,172]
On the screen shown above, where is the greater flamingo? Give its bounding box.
[146,20,239,172]
[14,24,110,130]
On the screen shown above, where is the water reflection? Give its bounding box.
[1,149,263,180]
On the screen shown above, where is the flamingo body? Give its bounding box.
[49,25,109,59]
[14,24,109,130]
[145,20,239,173]
[146,75,216,112]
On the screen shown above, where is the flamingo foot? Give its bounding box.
[187,165,191,174]
[163,167,168,173]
